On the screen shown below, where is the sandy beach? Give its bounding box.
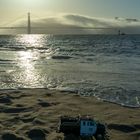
[0,88,139,140]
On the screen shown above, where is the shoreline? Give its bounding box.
[0,88,139,109]
[0,88,140,140]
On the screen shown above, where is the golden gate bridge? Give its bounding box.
[0,13,118,34]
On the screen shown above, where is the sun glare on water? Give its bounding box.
[17,50,40,87]
[19,35,43,47]
[15,34,54,87]
[16,35,44,87]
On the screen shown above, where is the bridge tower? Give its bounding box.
[27,12,31,34]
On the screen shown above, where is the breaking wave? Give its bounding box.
[0,34,140,107]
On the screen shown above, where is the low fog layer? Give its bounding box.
[2,14,140,34]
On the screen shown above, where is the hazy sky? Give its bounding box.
[0,0,140,19]
[0,0,140,34]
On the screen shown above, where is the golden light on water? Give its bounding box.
[23,35,37,45]
[19,52,34,82]
[17,51,38,85]
[16,36,43,86]
[19,50,33,60]
[19,35,43,47]
[15,35,53,87]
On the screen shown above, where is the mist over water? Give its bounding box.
[0,34,140,107]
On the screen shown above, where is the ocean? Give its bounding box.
[0,34,140,107]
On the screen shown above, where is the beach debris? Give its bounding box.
[58,115,109,140]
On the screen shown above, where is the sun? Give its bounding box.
[25,0,40,5]
[17,0,46,10]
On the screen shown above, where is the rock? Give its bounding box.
[38,101,52,107]
[16,104,24,107]
[27,128,46,139]
[38,99,52,107]
[3,107,31,113]
[38,99,58,107]
[2,132,25,140]
[46,93,52,97]
[0,96,12,104]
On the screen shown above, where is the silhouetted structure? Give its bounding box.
[118,30,121,35]
[118,30,126,35]
[28,12,31,34]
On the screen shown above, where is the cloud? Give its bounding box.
[2,14,140,34]
[115,17,139,23]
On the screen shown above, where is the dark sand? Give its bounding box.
[0,89,140,140]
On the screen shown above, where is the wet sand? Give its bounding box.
[0,88,140,140]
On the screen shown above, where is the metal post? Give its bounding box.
[27,12,31,34]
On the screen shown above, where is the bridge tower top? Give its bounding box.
[27,12,31,34]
